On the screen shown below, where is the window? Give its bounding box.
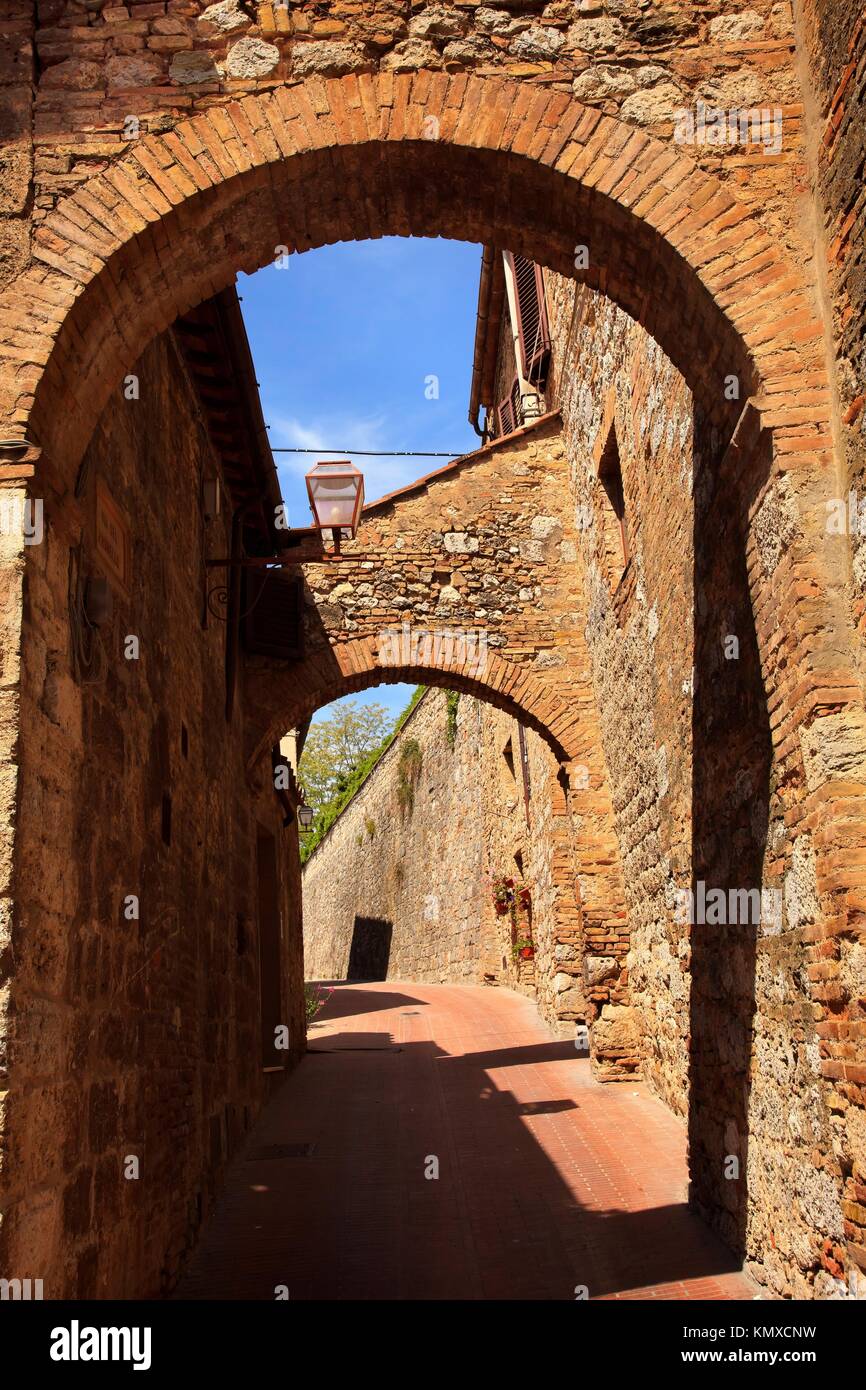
[484,253,551,443]
[500,734,520,807]
[503,737,516,783]
[597,421,629,590]
[242,571,304,660]
[517,723,531,814]
[496,376,523,437]
[505,252,551,387]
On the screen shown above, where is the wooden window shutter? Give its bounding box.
[495,377,525,438]
[242,569,304,660]
[498,394,516,437]
[506,253,551,386]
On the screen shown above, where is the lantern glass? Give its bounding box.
[306,460,364,537]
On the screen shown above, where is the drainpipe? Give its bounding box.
[469,246,496,438]
[225,499,264,722]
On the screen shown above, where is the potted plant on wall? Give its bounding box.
[492,875,515,916]
[490,875,534,962]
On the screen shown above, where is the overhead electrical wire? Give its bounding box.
[269,447,468,458]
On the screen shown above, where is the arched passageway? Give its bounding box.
[0,71,862,1302]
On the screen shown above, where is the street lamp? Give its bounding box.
[298,802,314,831]
[305,460,364,550]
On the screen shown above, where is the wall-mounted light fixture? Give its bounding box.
[298,802,314,831]
[206,460,366,575]
[305,460,364,552]
[202,477,221,522]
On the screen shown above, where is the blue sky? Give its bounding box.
[239,236,482,728]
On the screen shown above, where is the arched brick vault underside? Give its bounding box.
[6,70,861,948]
[4,72,856,773]
[3,71,832,462]
[245,644,579,774]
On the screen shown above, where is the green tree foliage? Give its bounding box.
[298,698,392,809]
[299,687,426,864]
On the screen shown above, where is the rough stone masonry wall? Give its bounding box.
[798,1,866,647]
[0,324,305,1299]
[546,273,695,1118]
[304,689,491,983]
[7,0,807,267]
[544,268,853,1297]
[303,686,580,1034]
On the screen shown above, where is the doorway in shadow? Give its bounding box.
[347,916,393,981]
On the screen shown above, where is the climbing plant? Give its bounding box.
[445,690,459,747]
[396,738,423,813]
[300,686,426,863]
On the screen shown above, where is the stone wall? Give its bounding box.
[251,414,631,1071]
[302,686,582,1031]
[797,0,866,1291]
[0,323,305,1298]
[300,251,861,1295]
[0,0,861,1308]
[546,272,695,1116]
[303,689,490,984]
[799,1,866,639]
[544,267,850,1296]
[16,1,806,250]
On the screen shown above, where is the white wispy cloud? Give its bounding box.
[268,410,434,504]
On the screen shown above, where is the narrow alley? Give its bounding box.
[176,982,756,1302]
[3,2,864,1332]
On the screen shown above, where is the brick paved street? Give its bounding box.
[176,981,759,1301]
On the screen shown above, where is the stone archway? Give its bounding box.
[249,642,579,767]
[1,70,863,1296]
[5,76,855,848]
[242,412,633,1082]
[4,73,858,879]
[1,74,827,453]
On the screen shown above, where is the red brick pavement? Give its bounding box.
[175,981,760,1301]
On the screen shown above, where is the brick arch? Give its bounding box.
[245,639,584,774]
[3,71,827,472]
[4,67,864,1292]
[6,70,858,1035]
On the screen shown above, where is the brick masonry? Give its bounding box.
[799,4,866,643]
[0,321,305,1298]
[0,0,863,1304]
